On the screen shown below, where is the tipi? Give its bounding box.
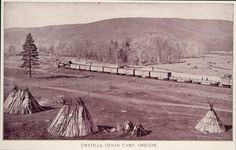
[48,96,94,137]
[4,85,45,114]
[195,100,226,134]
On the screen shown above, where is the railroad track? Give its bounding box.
[59,62,233,88]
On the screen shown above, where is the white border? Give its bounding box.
[1,1,235,150]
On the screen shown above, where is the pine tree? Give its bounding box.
[21,33,39,78]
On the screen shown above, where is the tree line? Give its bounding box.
[34,35,202,66]
[9,33,203,78]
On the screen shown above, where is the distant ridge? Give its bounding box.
[4,17,233,64]
[5,17,233,30]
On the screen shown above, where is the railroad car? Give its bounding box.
[175,77,190,83]
[192,78,202,84]
[57,63,64,68]
[59,61,232,88]
[133,69,143,77]
[150,71,171,80]
[221,79,232,88]
[118,68,134,76]
[201,76,221,86]
[171,72,203,83]
[117,68,125,75]
[64,64,71,69]
[125,68,135,76]
[79,64,90,70]
[91,65,103,72]
[200,80,211,85]
[103,66,118,74]
[70,63,80,70]
[134,69,152,77]
[169,76,178,81]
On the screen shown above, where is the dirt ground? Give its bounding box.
[3,56,233,140]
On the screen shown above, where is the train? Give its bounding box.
[58,61,233,88]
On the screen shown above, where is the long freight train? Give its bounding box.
[58,61,233,88]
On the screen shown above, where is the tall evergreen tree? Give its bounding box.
[21,33,39,78]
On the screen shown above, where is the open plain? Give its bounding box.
[3,56,233,140]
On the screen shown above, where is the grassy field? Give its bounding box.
[147,53,233,78]
[3,56,233,140]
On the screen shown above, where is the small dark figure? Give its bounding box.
[131,124,148,137]
[57,61,61,68]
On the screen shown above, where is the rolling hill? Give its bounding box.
[4,18,233,65]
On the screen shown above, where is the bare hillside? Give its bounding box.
[4,18,233,65]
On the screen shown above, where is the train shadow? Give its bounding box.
[37,75,90,79]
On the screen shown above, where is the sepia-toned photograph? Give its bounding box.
[1,0,234,144]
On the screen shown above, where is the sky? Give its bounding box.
[4,2,234,28]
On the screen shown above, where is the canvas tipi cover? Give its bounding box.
[4,86,45,114]
[48,96,94,137]
[195,101,226,134]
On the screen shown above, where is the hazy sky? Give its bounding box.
[4,2,234,28]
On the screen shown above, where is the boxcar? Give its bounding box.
[103,66,112,73]
[117,68,134,75]
[176,77,188,83]
[70,63,80,70]
[134,70,151,78]
[80,64,91,70]
[125,68,135,76]
[192,78,202,84]
[134,69,143,77]
[150,71,171,80]
[169,76,178,82]
[111,67,119,74]
[176,77,192,83]
[103,66,118,74]
[220,79,232,88]
[117,68,126,75]
[91,65,103,72]
[64,64,71,69]
[90,65,98,71]
[134,70,151,77]
[208,77,221,86]
[209,81,220,86]
[57,63,64,68]
[201,80,211,85]
[201,76,221,86]
[184,78,192,83]
[171,72,206,83]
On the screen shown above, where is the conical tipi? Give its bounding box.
[4,85,45,114]
[195,100,226,134]
[48,96,94,137]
